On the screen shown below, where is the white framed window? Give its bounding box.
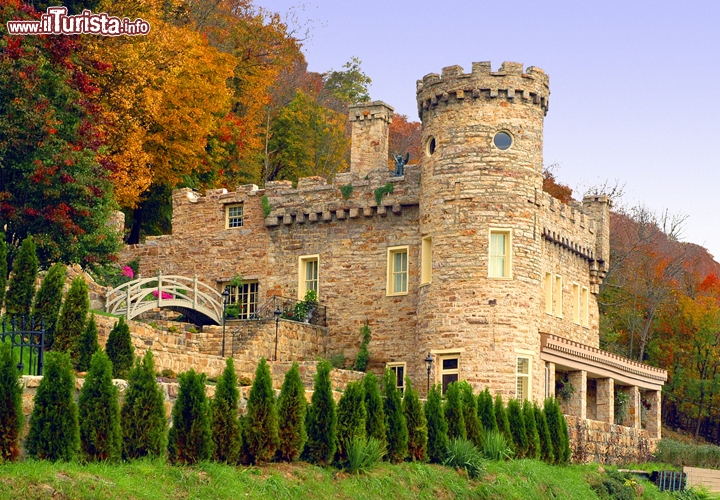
[516,356,531,400]
[544,272,553,315]
[572,283,581,325]
[226,203,243,228]
[226,281,259,319]
[554,275,563,318]
[421,236,432,285]
[489,228,512,278]
[582,286,589,327]
[439,356,460,395]
[386,362,406,395]
[387,246,409,296]
[298,255,319,299]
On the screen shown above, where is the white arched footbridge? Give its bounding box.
[106,273,224,325]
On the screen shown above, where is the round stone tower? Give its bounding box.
[415,61,550,399]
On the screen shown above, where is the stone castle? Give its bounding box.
[122,61,667,452]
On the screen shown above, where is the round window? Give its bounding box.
[426,137,436,156]
[493,131,513,150]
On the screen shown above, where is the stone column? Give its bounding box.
[644,389,662,439]
[546,362,556,398]
[624,385,641,429]
[567,370,587,420]
[596,378,614,424]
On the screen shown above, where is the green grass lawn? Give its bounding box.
[0,458,707,500]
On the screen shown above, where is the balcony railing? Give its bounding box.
[245,295,327,328]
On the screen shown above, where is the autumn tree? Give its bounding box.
[388,114,422,168]
[542,163,573,204]
[0,2,119,265]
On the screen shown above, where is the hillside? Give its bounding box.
[0,458,695,500]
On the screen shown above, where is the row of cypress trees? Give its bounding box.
[0,346,571,466]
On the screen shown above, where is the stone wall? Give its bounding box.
[566,415,654,464]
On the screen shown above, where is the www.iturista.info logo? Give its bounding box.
[6,6,151,36]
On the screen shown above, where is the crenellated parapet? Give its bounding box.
[416,61,550,119]
[262,166,420,227]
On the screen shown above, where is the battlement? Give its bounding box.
[416,61,550,117]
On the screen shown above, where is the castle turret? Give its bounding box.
[415,62,550,397]
[349,101,394,178]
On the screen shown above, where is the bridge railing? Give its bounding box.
[106,273,224,324]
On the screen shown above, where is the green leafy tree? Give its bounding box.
[403,378,427,462]
[444,382,466,441]
[54,276,89,364]
[31,263,66,349]
[78,351,122,461]
[506,399,528,458]
[76,314,99,372]
[425,383,448,463]
[304,359,336,464]
[363,372,386,444]
[544,397,570,464]
[0,342,22,461]
[168,369,212,464]
[0,233,8,312]
[477,388,498,433]
[211,357,241,464]
[322,57,372,104]
[382,369,408,463]
[25,352,80,461]
[105,317,134,379]
[523,399,541,460]
[244,357,279,463]
[494,394,513,447]
[121,350,167,459]
[460,381,483,448]
[277,362,307,462]
[336,380,366,462]
[5,237,38,320]
[352,322,371,371]
[534,401,555,463]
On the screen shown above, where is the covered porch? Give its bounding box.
[541,333,668,439]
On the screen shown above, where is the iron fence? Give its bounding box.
[249,295,327,327]
[0,316,45,376]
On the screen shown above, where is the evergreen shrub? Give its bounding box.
[544,397,571,464]
[444,381,466,441]
[403,377,428,462]
[121,350,167,459]
[477,388,498,433]
[26,352,80,461]
[363,372,386,444]
[523,399,541,460]
[460,381,483,448]
[336,380,366,462]
[0,233,7,311]
[105,317,134,379]
[506,399,528,458]
[0,342,22,462]
[211,357,241,464]
[382,369,408,463]
[425,383,448,463]
[5,236,38,320]
[304,359,336,464]
[168,369,212,464]
[277,362,307,462]
[76,314,99,372]
[534,401,555,463]
[31,262,66,349]
[54,276,89,364]
[244,358,279,463]
[494,394,513,448]
[78,351,121,462]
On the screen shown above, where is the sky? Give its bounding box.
[259,0,720,259]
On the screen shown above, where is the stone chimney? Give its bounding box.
[349,101,394,178]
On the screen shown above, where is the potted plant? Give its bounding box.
[225,304,240,319]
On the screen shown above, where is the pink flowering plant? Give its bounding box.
[152,290,174,300]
